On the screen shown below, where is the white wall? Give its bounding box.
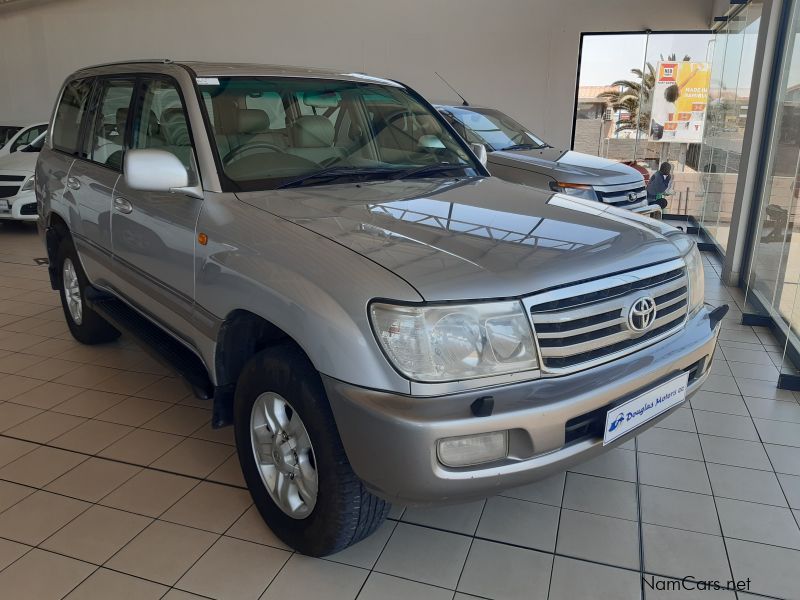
[0,0,714,148]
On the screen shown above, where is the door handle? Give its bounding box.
[67,176,80,190]
[113,197,133,214]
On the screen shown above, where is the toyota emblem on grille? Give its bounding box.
[628,296,657,332]
[628,191,638,202]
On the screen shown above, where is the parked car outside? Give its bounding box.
[0,130,44,222]
[38,60,725,556]
[0,122,48,158]
[437,104,662,218]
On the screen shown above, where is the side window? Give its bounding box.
[52,78,94,154]
[85,79,136,169]
[131,79,196,176]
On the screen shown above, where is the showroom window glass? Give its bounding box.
[575,31,715,215]
[745,0,800,370]
[52,78,94,154]
[695,3,762,251]
[85,79,135,170]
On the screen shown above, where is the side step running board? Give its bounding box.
[85,288,215,400]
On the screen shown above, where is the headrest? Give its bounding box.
[291,115,334,148]
[116,107,128,126]
[237,109,270,134]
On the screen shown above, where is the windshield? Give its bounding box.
[197,77,480,191]
[21,131,47,153]
[443,107,547,151]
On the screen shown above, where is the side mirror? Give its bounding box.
[470,142,488,166]
[124,148,189,192]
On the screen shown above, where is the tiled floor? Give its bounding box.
[0,221,798,600]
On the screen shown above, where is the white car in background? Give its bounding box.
[0,131,44,223]
[0,122,48,158]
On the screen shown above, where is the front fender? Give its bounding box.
[194,193,420,393]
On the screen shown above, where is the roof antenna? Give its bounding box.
[435,72,470,106]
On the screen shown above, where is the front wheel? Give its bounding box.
[233,344,390,556]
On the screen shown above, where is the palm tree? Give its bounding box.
[598,63,656,134]
[597,54,692,134]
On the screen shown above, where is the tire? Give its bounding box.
[56,237,120,345]
[234,344,390,556]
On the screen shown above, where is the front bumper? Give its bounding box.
[325,306,721,505]
[0,191,37,221]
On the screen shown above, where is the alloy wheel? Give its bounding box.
[62,257,83,325]
[249,391,318,518]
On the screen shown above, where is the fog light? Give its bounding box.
[437,431,508,467]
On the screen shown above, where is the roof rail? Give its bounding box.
[76,58,174,70]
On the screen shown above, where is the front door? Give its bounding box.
[111,77,203,339]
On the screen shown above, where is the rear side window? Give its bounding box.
[52,78,94,154]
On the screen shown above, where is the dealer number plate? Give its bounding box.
[603,372,689,445]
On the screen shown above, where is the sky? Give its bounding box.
[579,33,714,88]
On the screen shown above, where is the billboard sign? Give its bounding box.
[649,61,711,143]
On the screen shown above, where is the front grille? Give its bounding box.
[0,175,25,182]
[596,185,647,205]
[0,186,20,199]
[528,261,688,373]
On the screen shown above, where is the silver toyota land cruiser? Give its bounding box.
[37,60,726,556]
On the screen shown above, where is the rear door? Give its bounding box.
[68,78,136,287]
[111,76,203,337]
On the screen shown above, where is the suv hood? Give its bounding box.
[237,177,682,301]
[489,147,643,187]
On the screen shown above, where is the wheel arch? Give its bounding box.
[212,308,318,427]
[45,212,71,289]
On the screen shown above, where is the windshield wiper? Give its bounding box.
[501,143,545,151]
[389,163,470,180]
[277,166,399,189]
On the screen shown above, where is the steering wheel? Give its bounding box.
[223,141,286,165]
[509,132,527,144]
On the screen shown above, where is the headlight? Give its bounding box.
[684,242,705,315]
[549,181,598,201]
[370,301,538,382]
[19,176,34,192]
